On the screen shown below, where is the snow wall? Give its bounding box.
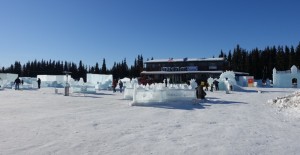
[273,65,300,88]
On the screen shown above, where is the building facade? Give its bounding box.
[140,57,229,84]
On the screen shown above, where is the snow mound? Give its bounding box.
[268,91,300,112]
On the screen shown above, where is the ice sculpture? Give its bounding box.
[218,71,237,91]
[127,79,197,105]
[87,73,113,90]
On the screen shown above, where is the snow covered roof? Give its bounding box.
[141,70,249,75]
[145,57,225,63]
[141,70,224,75]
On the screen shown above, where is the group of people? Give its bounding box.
[112,79,123,93]
[14,77,41,90]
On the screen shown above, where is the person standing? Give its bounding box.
[14,77,21,90]
[119,80,123,93]
[112,79,117,92]
[164,79,167,87]
[213,80,219,91]
[37,78,41,89]
[196,85,206,99]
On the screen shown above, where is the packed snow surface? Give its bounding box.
[1,87,300,155]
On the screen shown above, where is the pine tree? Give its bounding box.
[219,50,224,57]
[231,45,242,71]
[276,46,285,70]
[289,46,296,68]
[94,62,100,74]
[295,42,300,68]
[101,58,107,74]
[284,46,290,69]
[251,48,260,78]
[13,61,22,76]
[227,51,232,70]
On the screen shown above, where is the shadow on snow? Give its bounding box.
[134,97,247,110]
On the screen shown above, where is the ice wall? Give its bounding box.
[71,84,96,94]
[126,82,196,105]
[37,75,73,88]
[0,79,5,90]
[123,78,139,99]
[19,77,38,89]
[87,73,113,90]
[0,73,18,88]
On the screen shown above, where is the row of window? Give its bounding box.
[161,66,199,71]
[148,62,221,68]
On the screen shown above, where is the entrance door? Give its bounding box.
[292,78,297,88]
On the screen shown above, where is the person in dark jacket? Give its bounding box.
[14,77,21,90]
[37,78,41,89]
[119,80,123,93]
[196,86,206,99]
[213,80,219,91]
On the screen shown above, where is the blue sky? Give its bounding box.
[0,0,299,68]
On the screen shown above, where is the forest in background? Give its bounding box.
[1,42,300,81]
[221,42,300,80]
[0,55,144,82]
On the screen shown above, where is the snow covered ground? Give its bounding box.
[1,87,300,155]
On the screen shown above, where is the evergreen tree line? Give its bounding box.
[219,42,300,80]
[0,55,145,82]
[2,42,300,81]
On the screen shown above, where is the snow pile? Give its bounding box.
[268,91,300,112]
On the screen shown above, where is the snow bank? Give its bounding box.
[268,91,300,112]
